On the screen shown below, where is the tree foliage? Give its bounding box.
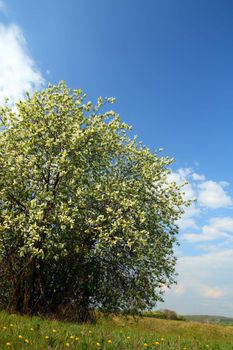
[0,82,187,321]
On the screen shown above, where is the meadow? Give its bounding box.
[0,311,233,350]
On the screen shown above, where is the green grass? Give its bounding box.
[0,310,233,349]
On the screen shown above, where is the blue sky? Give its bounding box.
[1,0,233,316]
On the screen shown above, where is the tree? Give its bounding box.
[163,309,178,320]
[0,82,187,322]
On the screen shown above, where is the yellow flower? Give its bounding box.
[18,335,23,339]
[144,343,149,347]
[6,342,11,346]
[107,339,112,344]
[10,324,14,327]
[3,326,7,330]
[161,338,164,341]
[75,337,80,341]
[65,343,70,347]
[127,336,131,340]
[44,336,49,340]
[30,327,34,331]
[70,335,75,339]
[89,330,93,334]
[96,342,101,347]
[154,341,160,345]
[52,329,57,333]
[25,339,29,344]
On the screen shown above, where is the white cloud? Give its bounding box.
[0,23,44,104]
[169,168,233,232]
[170,168,233,210]
[177,204,200,230]
[168,168,201,230]
[203,286,226,299]
[192,173,205,181]
[168,168,200,230]
[178,218,197,230]
[168,168,196,200]
[183,216,233,243]
[184,230,227,243]
[198,180,232,209]
[162,250,233,316]
[163,167,233,315]
[209,217,233,232]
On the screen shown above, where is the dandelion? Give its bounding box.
[18,335,23,339]
[44,336,49,340]
[25,339,29,344]
[154,341,160,345]
[161,338,164,341]
[30,327,34,331]
[3,326,7,330]
[65,343,70,347]
[10,324,13,327]
[127,336,131,340]
[144,343,149,347]
[6,343,11,347]
[52,329,57,333]
[75,337,80,341]
[70,335,75,339]
[107,339,112,344]
[89,330,93,334]
[96,342,101,347]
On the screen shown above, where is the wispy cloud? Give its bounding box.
[183,216,233,243]
[203,286,226,299]
[191,172,205,181]
[163,167,233,315]
[177,204,200,230]
[163,250,233,316]
[0,23,44,104]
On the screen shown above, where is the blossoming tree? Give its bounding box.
[0,82,187,321]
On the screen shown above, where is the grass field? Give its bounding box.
[0,311,233,349]
[185,315,233,325]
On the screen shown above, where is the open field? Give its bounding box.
[184,315,233,325]
[0,311,233,349]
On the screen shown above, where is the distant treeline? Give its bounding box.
[143,309,186,321]
[184,315,233,325]
[143,311,233,324]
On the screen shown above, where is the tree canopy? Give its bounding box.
[0,82,187,321]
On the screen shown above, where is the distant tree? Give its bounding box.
[164,309,178,320]
[0,82,187,321]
